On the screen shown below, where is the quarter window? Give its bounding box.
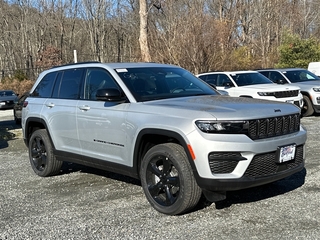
[32,72,57,97]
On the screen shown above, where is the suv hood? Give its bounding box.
[292,80,320,86]
[142,95,299,120]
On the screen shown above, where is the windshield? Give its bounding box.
[283,70,320,83]
[115,67,219,101]
[229,72,273,87]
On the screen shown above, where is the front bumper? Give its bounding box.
[195,145,305,191]
[187,124,307,191]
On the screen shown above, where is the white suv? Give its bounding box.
[197,71,303,109]
[22,62,307,215]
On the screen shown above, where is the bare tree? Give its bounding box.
[139,0,151,62]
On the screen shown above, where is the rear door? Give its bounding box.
[43,68,84,154]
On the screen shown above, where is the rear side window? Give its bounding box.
[32,72,57,97]
[52,68,84,99]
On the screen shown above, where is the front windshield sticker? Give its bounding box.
[116,68,128,73]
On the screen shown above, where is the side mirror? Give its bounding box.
[96,88,125,102]
[224,82,233,87]
[276,79,286,84]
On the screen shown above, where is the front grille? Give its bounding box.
[244,145,304,178]
[248,113,300,140]
[274,90,299,98]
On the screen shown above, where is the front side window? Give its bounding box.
[115,67,219,102]
[217,74,234,87]
[83,68,119,100]
[230,73,272,87]
[268,72,286,83]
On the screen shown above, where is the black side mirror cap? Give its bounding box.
[96,88,125,102]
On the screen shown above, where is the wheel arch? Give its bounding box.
[133,128,197,179]
[300,91,312,99]
[24,117,52,146]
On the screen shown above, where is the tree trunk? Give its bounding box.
[139,0,151,62]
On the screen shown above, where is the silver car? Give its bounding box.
[22,62,307,215]
[258,68,320,117]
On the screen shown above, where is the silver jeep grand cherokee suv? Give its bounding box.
[22,62,307,215]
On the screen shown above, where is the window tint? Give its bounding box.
[268,72,286,83]
[83,68,118,100]
[32,72,57,97]
[217,74,234,87]
[200,74,218,86]
[57,68,84,99]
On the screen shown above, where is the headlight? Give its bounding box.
[257,92,274,96]
[312,87,320,92]
[195,120,249,134]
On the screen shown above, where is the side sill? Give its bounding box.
[53,150,139,179]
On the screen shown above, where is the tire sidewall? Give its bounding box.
[29,129,55,177]
[302,95,314,117]
[140,143,194,215]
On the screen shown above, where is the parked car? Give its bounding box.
[13,92,29,124]
[257,68,320,117]
[0,90,18,110]
[196,71,303,109]
[22,62,306,215]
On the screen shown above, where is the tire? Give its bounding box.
[140,143,202,215]
[302,95,314,117]
[29,129,62,177]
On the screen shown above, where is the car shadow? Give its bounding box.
[0,119,22,149]
[203,168,307,210]
[60,161,306,213]
[59,162,141,186]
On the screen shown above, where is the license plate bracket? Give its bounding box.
[276,144,296,163]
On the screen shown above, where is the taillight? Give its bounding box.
[23,101,28,108]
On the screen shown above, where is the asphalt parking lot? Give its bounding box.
[0,109,319,240]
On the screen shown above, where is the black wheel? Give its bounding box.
[302,95,314,117]
[29,129,62,177]
[140,143,202,215]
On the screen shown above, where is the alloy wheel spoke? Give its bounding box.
[164,186,176,205]
[166,176,179,187]
[147,162,162,177]
[162,157,172,175]
[148,182,162,196]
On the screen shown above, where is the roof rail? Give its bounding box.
[51,61,101,69]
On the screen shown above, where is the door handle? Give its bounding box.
[45,103,55,108]
[79,105,90,111]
